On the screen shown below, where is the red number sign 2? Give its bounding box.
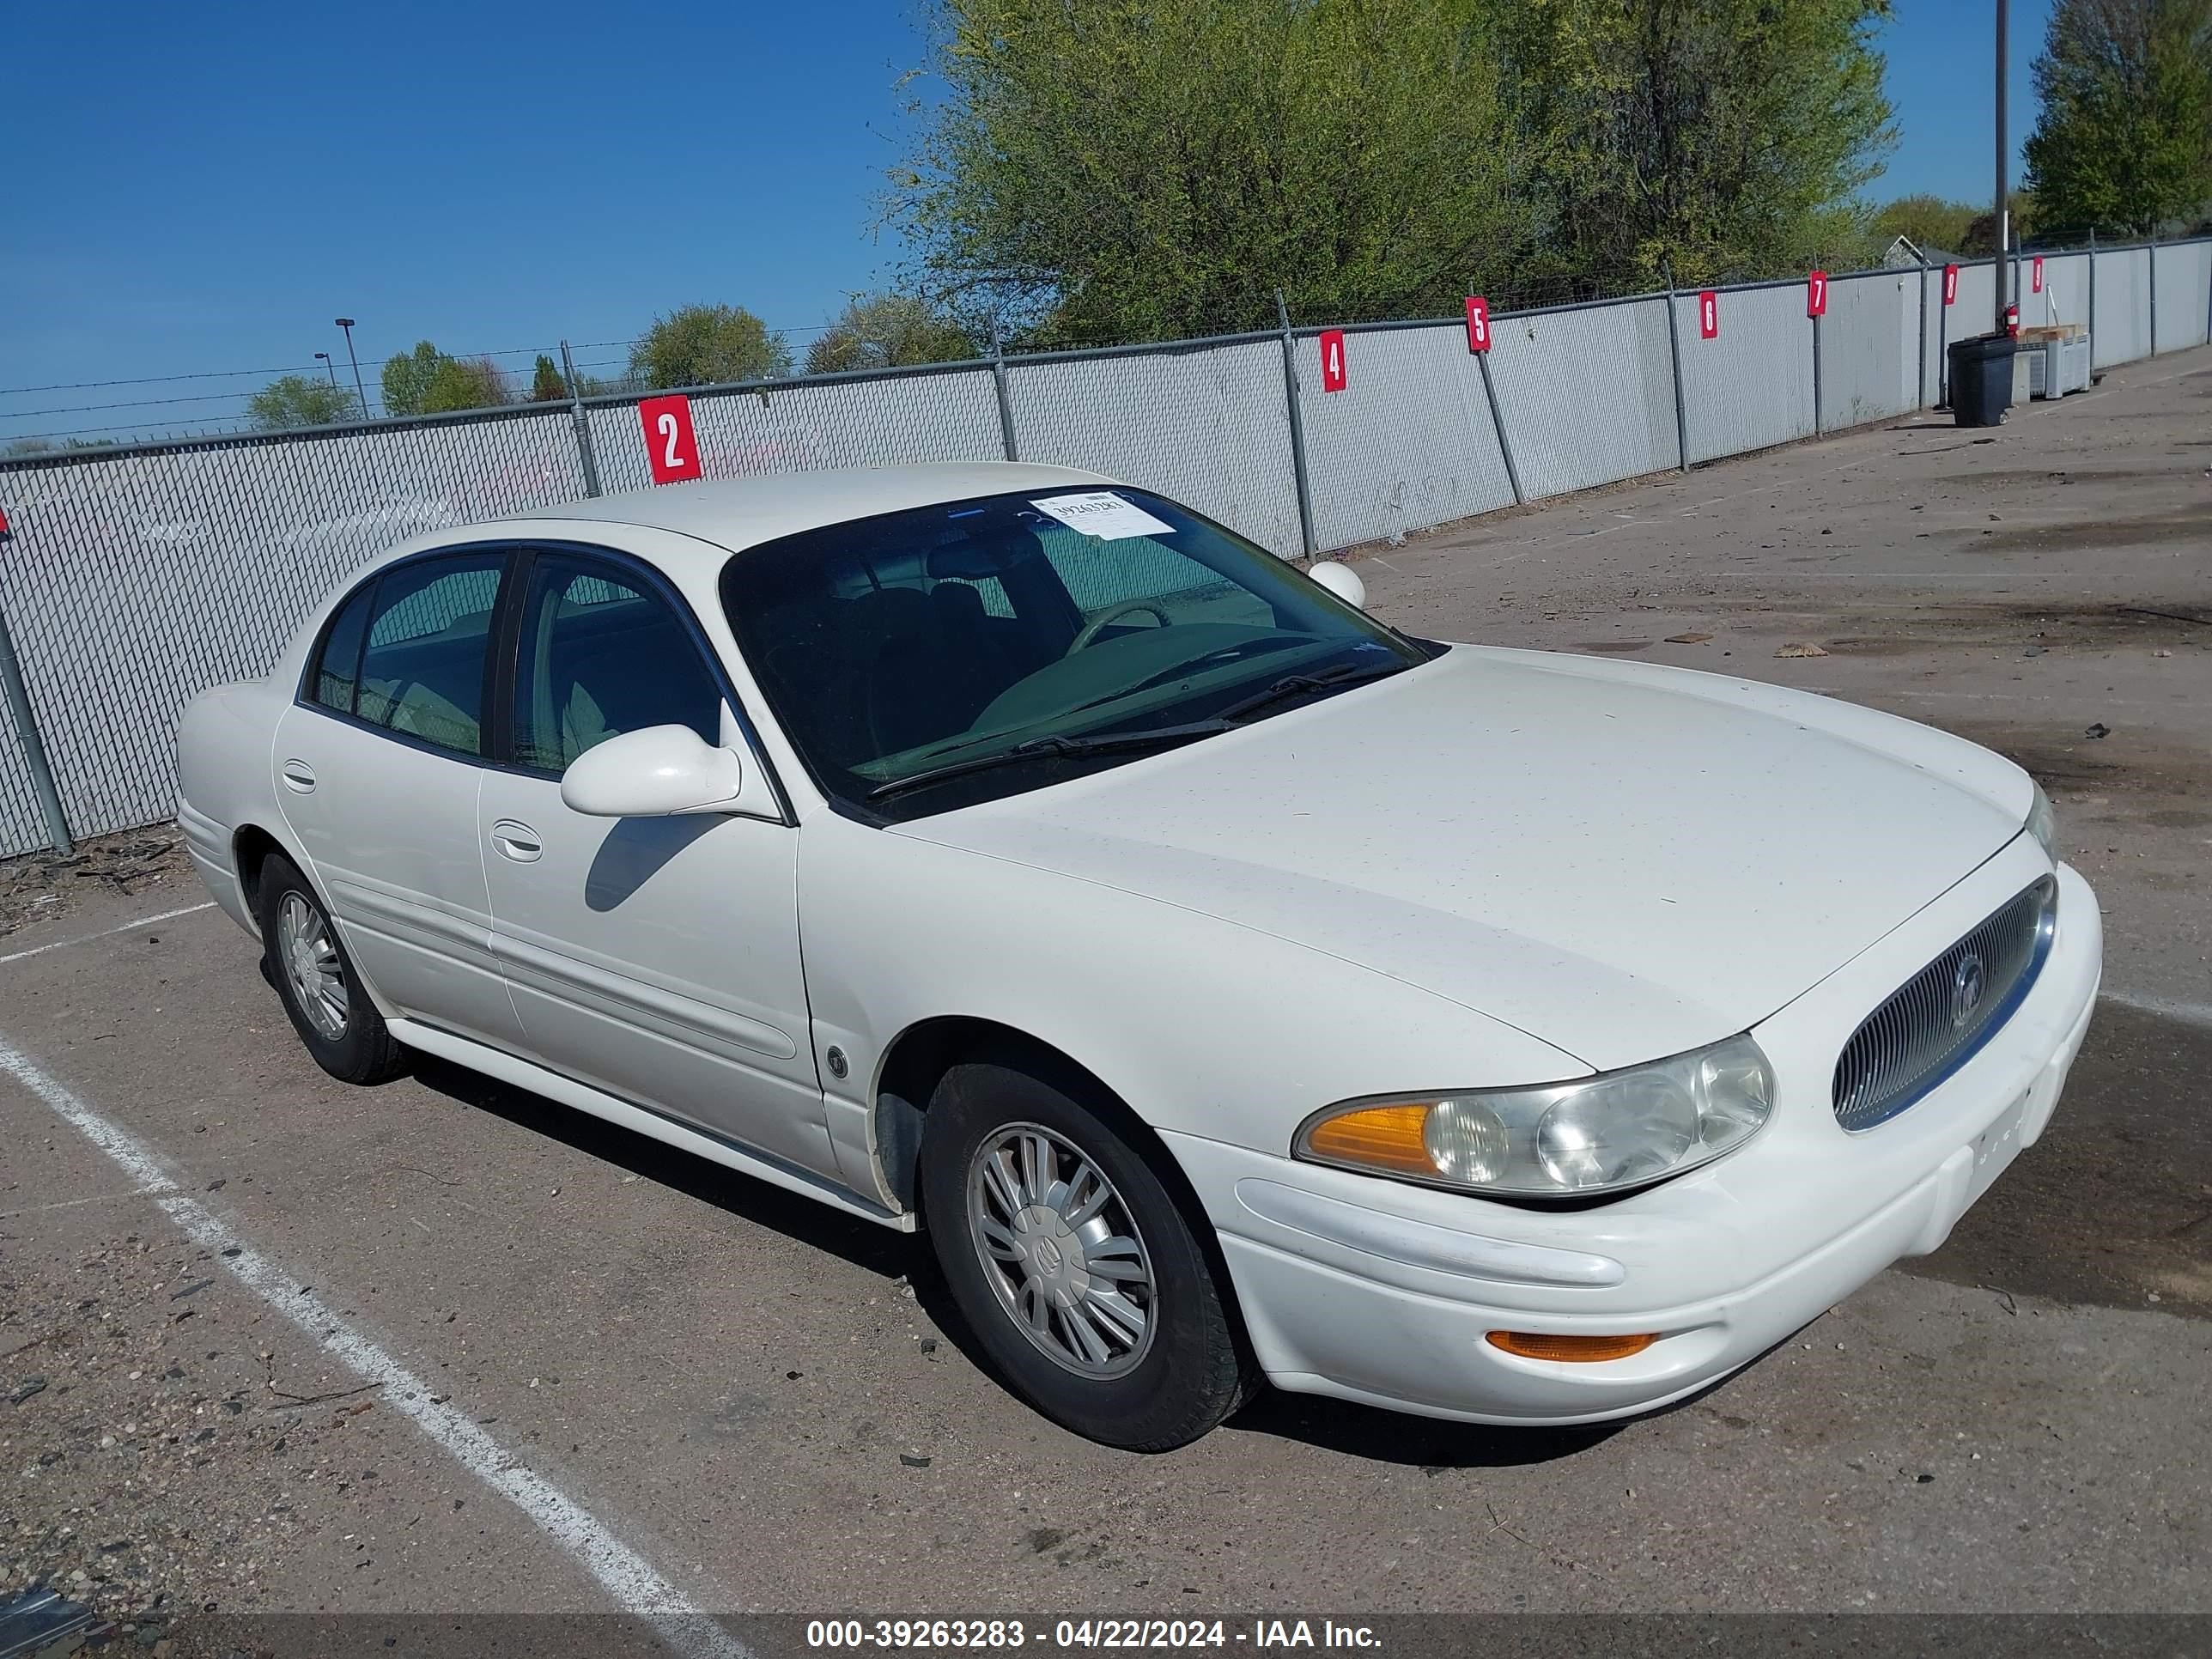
[1318,329,1347,392]
[1464,296,1492,354]
[639,394,701,484]
[1698,291,1718,340]
[1806,270,1828,318]
[1942,264,1960,306]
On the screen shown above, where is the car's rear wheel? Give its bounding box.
[920,1059,1257,1450]
[257,853,408,1085]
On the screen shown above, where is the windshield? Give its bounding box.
[720,486,1431,817]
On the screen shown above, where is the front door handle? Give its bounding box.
[281,759,317,793]
[489,819,543,863]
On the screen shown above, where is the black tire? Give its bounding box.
[920,1058,1258,1450]
[256,853,408,1085]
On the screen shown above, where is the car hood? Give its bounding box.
[891,645,2030,1072]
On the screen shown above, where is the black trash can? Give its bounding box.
[1948,334,2018,427]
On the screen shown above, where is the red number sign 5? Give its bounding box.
[1464,296,1492,354]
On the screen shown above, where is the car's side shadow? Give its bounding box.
[406,1048,1626,1468]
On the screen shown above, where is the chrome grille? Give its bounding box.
[1832,877,2057,1132]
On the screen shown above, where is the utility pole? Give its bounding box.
[1994,0,2010,337]
[334,318,370,420]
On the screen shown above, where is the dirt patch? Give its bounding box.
[1968,507,2212,554]
[1574,640,1654,655]
[1943,718,2212,799]
[0,828,191,941]
[1931,468,2173,489]
[1900,1002,2212,1320]
[1728,597,2212,656]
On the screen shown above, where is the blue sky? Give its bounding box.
[2,0,2049,444]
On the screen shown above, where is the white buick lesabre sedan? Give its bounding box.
[177,462,2100,1450]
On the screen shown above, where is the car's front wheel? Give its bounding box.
[257,852,408,1086]
[920,1059,1257,1450]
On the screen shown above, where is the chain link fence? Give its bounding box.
[2,237,2208,859]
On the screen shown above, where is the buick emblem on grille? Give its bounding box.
[1950,952,1988,1030]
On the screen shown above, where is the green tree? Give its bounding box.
[2024,0,2212,237]
[629,304,791,390]
[247,374,360,431]
[1959,191,2041,257]
[1500,0,1896,289]
[890,0,1539,345]
[380,341,446,416]
[1867,194,1980,258]
[420,356,509,412]
[529,354,570,402]
[804,294,977,374]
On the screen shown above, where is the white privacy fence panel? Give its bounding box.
[1483,299,1680,497]
[0,410,591,848]
[1676,284,1815,463]
[1821,270,1919,428]
[585,366,1003,496]
[1,239,2206,858]
[1293,323,1516,550]
[1006,340,1305,559]
[2154,242,2212,354]
[2094,248,2153,368]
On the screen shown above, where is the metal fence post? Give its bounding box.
[1937,276,1950,407]
[0,594,71,854]
[1661,264,1691,471]
[2148,233,2158,355]
[1274,289,1318,557]
[560,341,602,498]
[989,323,1020,463]
[1474,340,1524,506]
[1917,258,1929,410]
[2087,231,2098,362]
[1812,310,1825,434]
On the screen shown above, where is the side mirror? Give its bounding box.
[560,725,744,818]
[1307,559,1366,611]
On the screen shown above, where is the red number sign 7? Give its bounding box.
[1698,291,1718,340]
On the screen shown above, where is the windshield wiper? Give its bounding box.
[866,719,1233,801]
[1216,659,1404,724]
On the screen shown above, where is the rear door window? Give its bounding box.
[354,554,505,757]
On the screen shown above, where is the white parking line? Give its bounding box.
[0,902,216,968]
[0,1032,750,1659]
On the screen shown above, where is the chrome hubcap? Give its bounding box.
[967,1123,1156,1378]
[276,892,348,1041]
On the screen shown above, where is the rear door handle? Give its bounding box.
[280,759,316,793]
[489,819,543,863]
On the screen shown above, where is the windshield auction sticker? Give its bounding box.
[1030,491,1175,541]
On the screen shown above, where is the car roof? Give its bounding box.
[507,461,1116,555]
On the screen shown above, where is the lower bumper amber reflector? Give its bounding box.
[1486,1330,1658,1363]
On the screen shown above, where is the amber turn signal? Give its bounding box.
[1486,1330,1658,1363]
[1300,1102,1437,1176]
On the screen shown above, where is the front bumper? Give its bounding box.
[1168,844,2101,1425]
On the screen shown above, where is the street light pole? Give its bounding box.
[314,351,337,388]
[1994,0,2009,337]
[334,318,369,420]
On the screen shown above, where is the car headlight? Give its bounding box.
[1294,1034,1775,1199]
[2026,781,2058,864]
